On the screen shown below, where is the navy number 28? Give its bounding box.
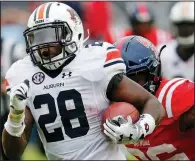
[33,89,89,143]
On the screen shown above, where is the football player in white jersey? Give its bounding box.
[158,2,194,81]
[2,2,165,160]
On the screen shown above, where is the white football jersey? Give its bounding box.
[5,42,127,160]
[158,40,194,81]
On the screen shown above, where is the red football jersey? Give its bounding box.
[126,78,194,160]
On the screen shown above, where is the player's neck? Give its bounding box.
[176,45,194,62]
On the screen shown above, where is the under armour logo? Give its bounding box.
[118,135,123,142]
[144,123,149,133]
[129,134,133,140]
[62,72,72,78]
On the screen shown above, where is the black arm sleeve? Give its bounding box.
[106,73,124,101]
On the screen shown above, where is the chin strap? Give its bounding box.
[158,45,166,61]
[148,45,167,94]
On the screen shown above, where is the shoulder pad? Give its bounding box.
[157,78,194,119]
[81,67,105,82]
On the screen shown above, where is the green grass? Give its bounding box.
[127,154,138,160]
[21,143,137,160]
[22,144,47,160]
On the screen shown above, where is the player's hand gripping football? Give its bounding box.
[103,114,155,144]
[103,115,143,144]
[4,79,30,137]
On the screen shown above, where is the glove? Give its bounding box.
[103,114,155,144]
[4,79,30,137]
[103,115,142,144]
[9,79,30,114]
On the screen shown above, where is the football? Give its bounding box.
[102,102,140,124]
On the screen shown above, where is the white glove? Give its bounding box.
[103,114,156,144]
[4,79,30,137]
[9,79,30,113]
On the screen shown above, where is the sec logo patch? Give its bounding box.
[32,72,45,85]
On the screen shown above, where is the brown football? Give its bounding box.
[102,102,140,124]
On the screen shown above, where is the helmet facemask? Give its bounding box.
[126,55,161,94]
[126,45,166,94]
[171,22,194,47]
[24,21,78,70]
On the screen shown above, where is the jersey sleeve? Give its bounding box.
[171,79,194,118]
[103,42,126,81]
[164,79,194,119]
[5,60,25,95]
[102,42,126,100]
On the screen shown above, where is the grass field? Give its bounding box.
[22,144,47,160]
[22,143,137,160]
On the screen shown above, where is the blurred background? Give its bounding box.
[1,1,194,160]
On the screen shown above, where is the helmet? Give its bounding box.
[114,36,162,94]
[128,3,154,25]
[23,2,84,70]
[169,2,194,46]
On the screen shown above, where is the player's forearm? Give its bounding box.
[109,75,165,125]
[2,129,28,159]
[2,79,32,159]
[141,95,165,125]
[2,107,33,159]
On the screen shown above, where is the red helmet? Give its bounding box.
[128,2,154,25]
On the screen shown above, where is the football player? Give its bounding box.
[2,2,165,160]
[123,2,171,47]
[158,2,194,81]
[109,35,194,160]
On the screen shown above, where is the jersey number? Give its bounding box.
[127,144,189,160]
[33,89,89,143]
